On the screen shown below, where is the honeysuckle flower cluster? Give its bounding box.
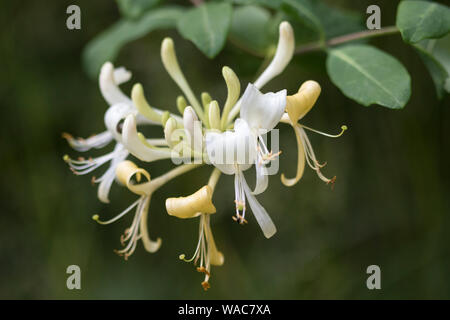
[63,21,347,290]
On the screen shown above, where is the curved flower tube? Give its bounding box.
[122,114,174,162]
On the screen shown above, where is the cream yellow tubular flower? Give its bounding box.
[164,117,179,149]
[121,114,175,162]
[201,92,213,128]
[161,38,204,122]
[131,83,162,123]
[220,66,241,130]
[208,100,221,130]
[226,21,295,124]
[281,81,347,187]
[253,21,295,89]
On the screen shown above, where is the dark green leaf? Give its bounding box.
[177,2,233,58]
[326,45,411,109]
[414,36,450,99]
[225,0,282,9]
[116,0,161,19]
[82,7,183,79]
[396,0,450,43]
[229,5,273,56]
[312,1,364,39]
[281,0,325,42]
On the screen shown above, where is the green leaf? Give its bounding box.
[281,0,325,42]
[229,5,273,56]
[311,1,364,39]
[116,0,161,19]
[225,0,282,9]
[326,45,411,109]
[82,7,183,79]
[177,2,233,58]
[396,0,450,43]
[414,36,450,99]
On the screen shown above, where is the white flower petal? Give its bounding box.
[99,62,132,106]
[104,103,135,141]
[240,171,276,238]
[240,84,286,131]
[252,155,269,195]
[122,114,173,162]
[97,167,115,203]
[113,67,132,85]
[97,144,129,203]
[205,131,237,175]
[63,130,113,152]
[205,119,256,174]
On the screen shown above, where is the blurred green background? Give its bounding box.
[1,0,449,299]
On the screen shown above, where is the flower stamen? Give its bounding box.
[300,124,347,138]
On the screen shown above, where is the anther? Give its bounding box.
[327,176,336,190]
[196,266,210,276]
[201,281,210,291]
[62,132,73,140]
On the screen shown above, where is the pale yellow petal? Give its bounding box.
[205,216,224,266]
[131,83,162,123]
[286,80,321,123]
[220,66,241,129]
[139,195,162,253]
[115,160,151,195]
[208,100,221,130]
[166,185,216,218]
[281,124,306,186]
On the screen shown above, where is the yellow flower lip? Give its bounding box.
[115,160,151,195]
[286,80,321,124]
[166,185,216,219]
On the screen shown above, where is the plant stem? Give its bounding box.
[294,26,399,55]
[150,163,203,192]
[190,0,204,6]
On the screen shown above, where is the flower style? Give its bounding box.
[63,18,346,291]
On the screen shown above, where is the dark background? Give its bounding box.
[0,0,449,299]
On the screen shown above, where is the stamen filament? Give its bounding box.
[92,198,140,225]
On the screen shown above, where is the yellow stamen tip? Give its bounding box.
[341,125,348,131]
[92,214,99,221]
[179,254,185,260]
[63,154,70,162]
